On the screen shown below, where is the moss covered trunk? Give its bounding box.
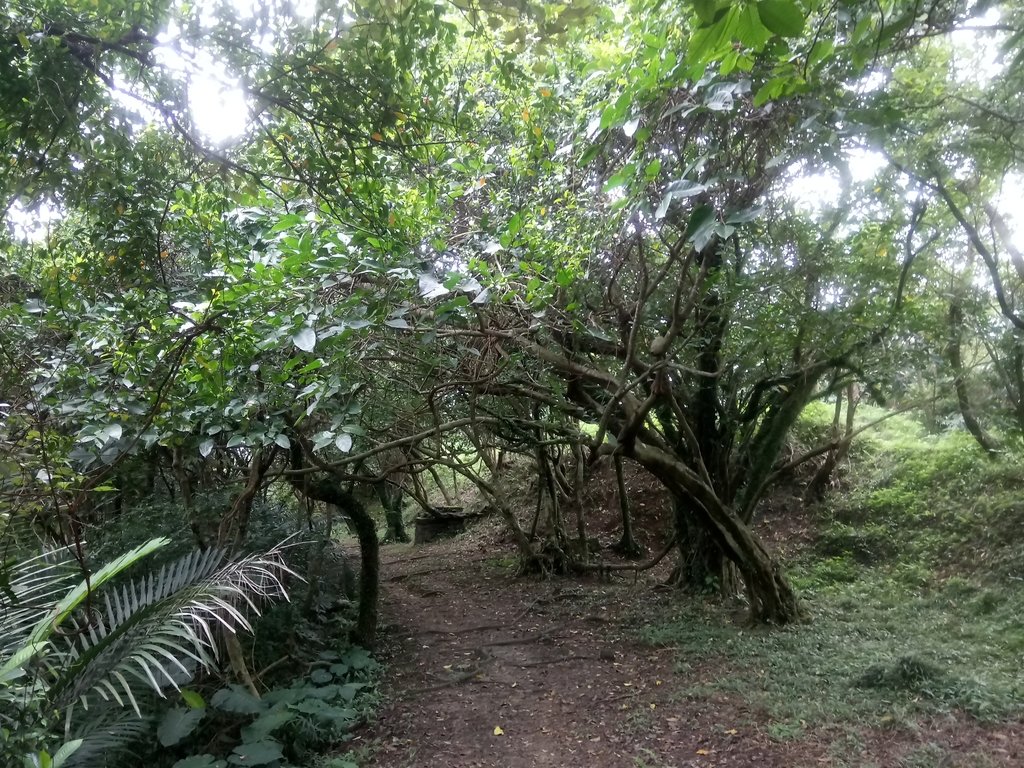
[376,482,410,543]
[671,495,738,594]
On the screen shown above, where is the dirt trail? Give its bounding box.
[354,537,819,768]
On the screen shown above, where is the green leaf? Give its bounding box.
[227,741,283,766]
[312,431,335,451]
[158,707,206,747]
[807,38,834,68]
[599,102,624,130]
[754,76,789,107]
[0,641,46,683]
[273,433,291,449]
[687,6,739,64]
[655,192,674,220]
[292,326,317,352]
[666,179,708,198]
[51,739,82,768]
[337,682,364,703]
[181,689,206,709]
[211,684,267,715]
[310,668,333,684]
[172,756,226,768]
[685,204,718,251]
[725,204,765,224]
[876,12,915,46]
[241,709,296,742]
[692,0,720,24]
[29,538,168,646]
[603,163,635,193]
[507,212,523,239]
[344,647,374,670]
[757,0,805,37]
[268,213,304,233]
[735,4,773,49]
[579,145,602,166]
[335,433,353,453]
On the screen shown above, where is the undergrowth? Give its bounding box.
[77,493,376,768]
[642,404,1024,743]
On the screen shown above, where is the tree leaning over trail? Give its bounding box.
[3,0,1023,635]
[396,0,993,623]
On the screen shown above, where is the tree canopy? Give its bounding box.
[3,0,1024,760]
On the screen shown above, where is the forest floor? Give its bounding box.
[331,444,1024,768]
[338,531,1022,767]
[359,536,815,768]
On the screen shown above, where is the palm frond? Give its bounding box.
[1,545,82,653]
[50,544,293,715]
[1,537,295,767]
[29,538,170,646]
[61,709,152,768]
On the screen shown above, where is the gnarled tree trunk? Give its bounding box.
[302,479,379,647]
[289,446,380,647]
[632,442,803,625]
[670,495,737,594]
[610,454,644,559]
[376,481,410,543]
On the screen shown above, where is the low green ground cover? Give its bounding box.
[643,406,1024,740]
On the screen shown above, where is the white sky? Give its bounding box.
[785,9,1022,248]
[186,63,249,144]
[168,0,325,143]
[5,7,1022,249]
[786,147,889,212]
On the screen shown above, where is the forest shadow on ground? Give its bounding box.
[331,408,1024,767]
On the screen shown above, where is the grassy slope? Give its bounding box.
[641,403,1024,754]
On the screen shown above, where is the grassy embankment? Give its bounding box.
[642,403,1024,756]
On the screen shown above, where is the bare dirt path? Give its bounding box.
[352,537,821,768]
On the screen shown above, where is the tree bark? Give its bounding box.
[1011,343,1024,433]
[804,384,858,503]
[570,440,589,559]
[289,462,380,647]
[670,494,737,594]
[376,481,410,543]
[171,445,205,548]
[631,441,803,625]
[948,299,1001,454]
[610,454,644,558]
[424,463,454,504]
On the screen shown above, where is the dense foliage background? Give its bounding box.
[3,0,1024,765]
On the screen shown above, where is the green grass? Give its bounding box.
[643,575,1024,732]
[640,406,1024,738]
